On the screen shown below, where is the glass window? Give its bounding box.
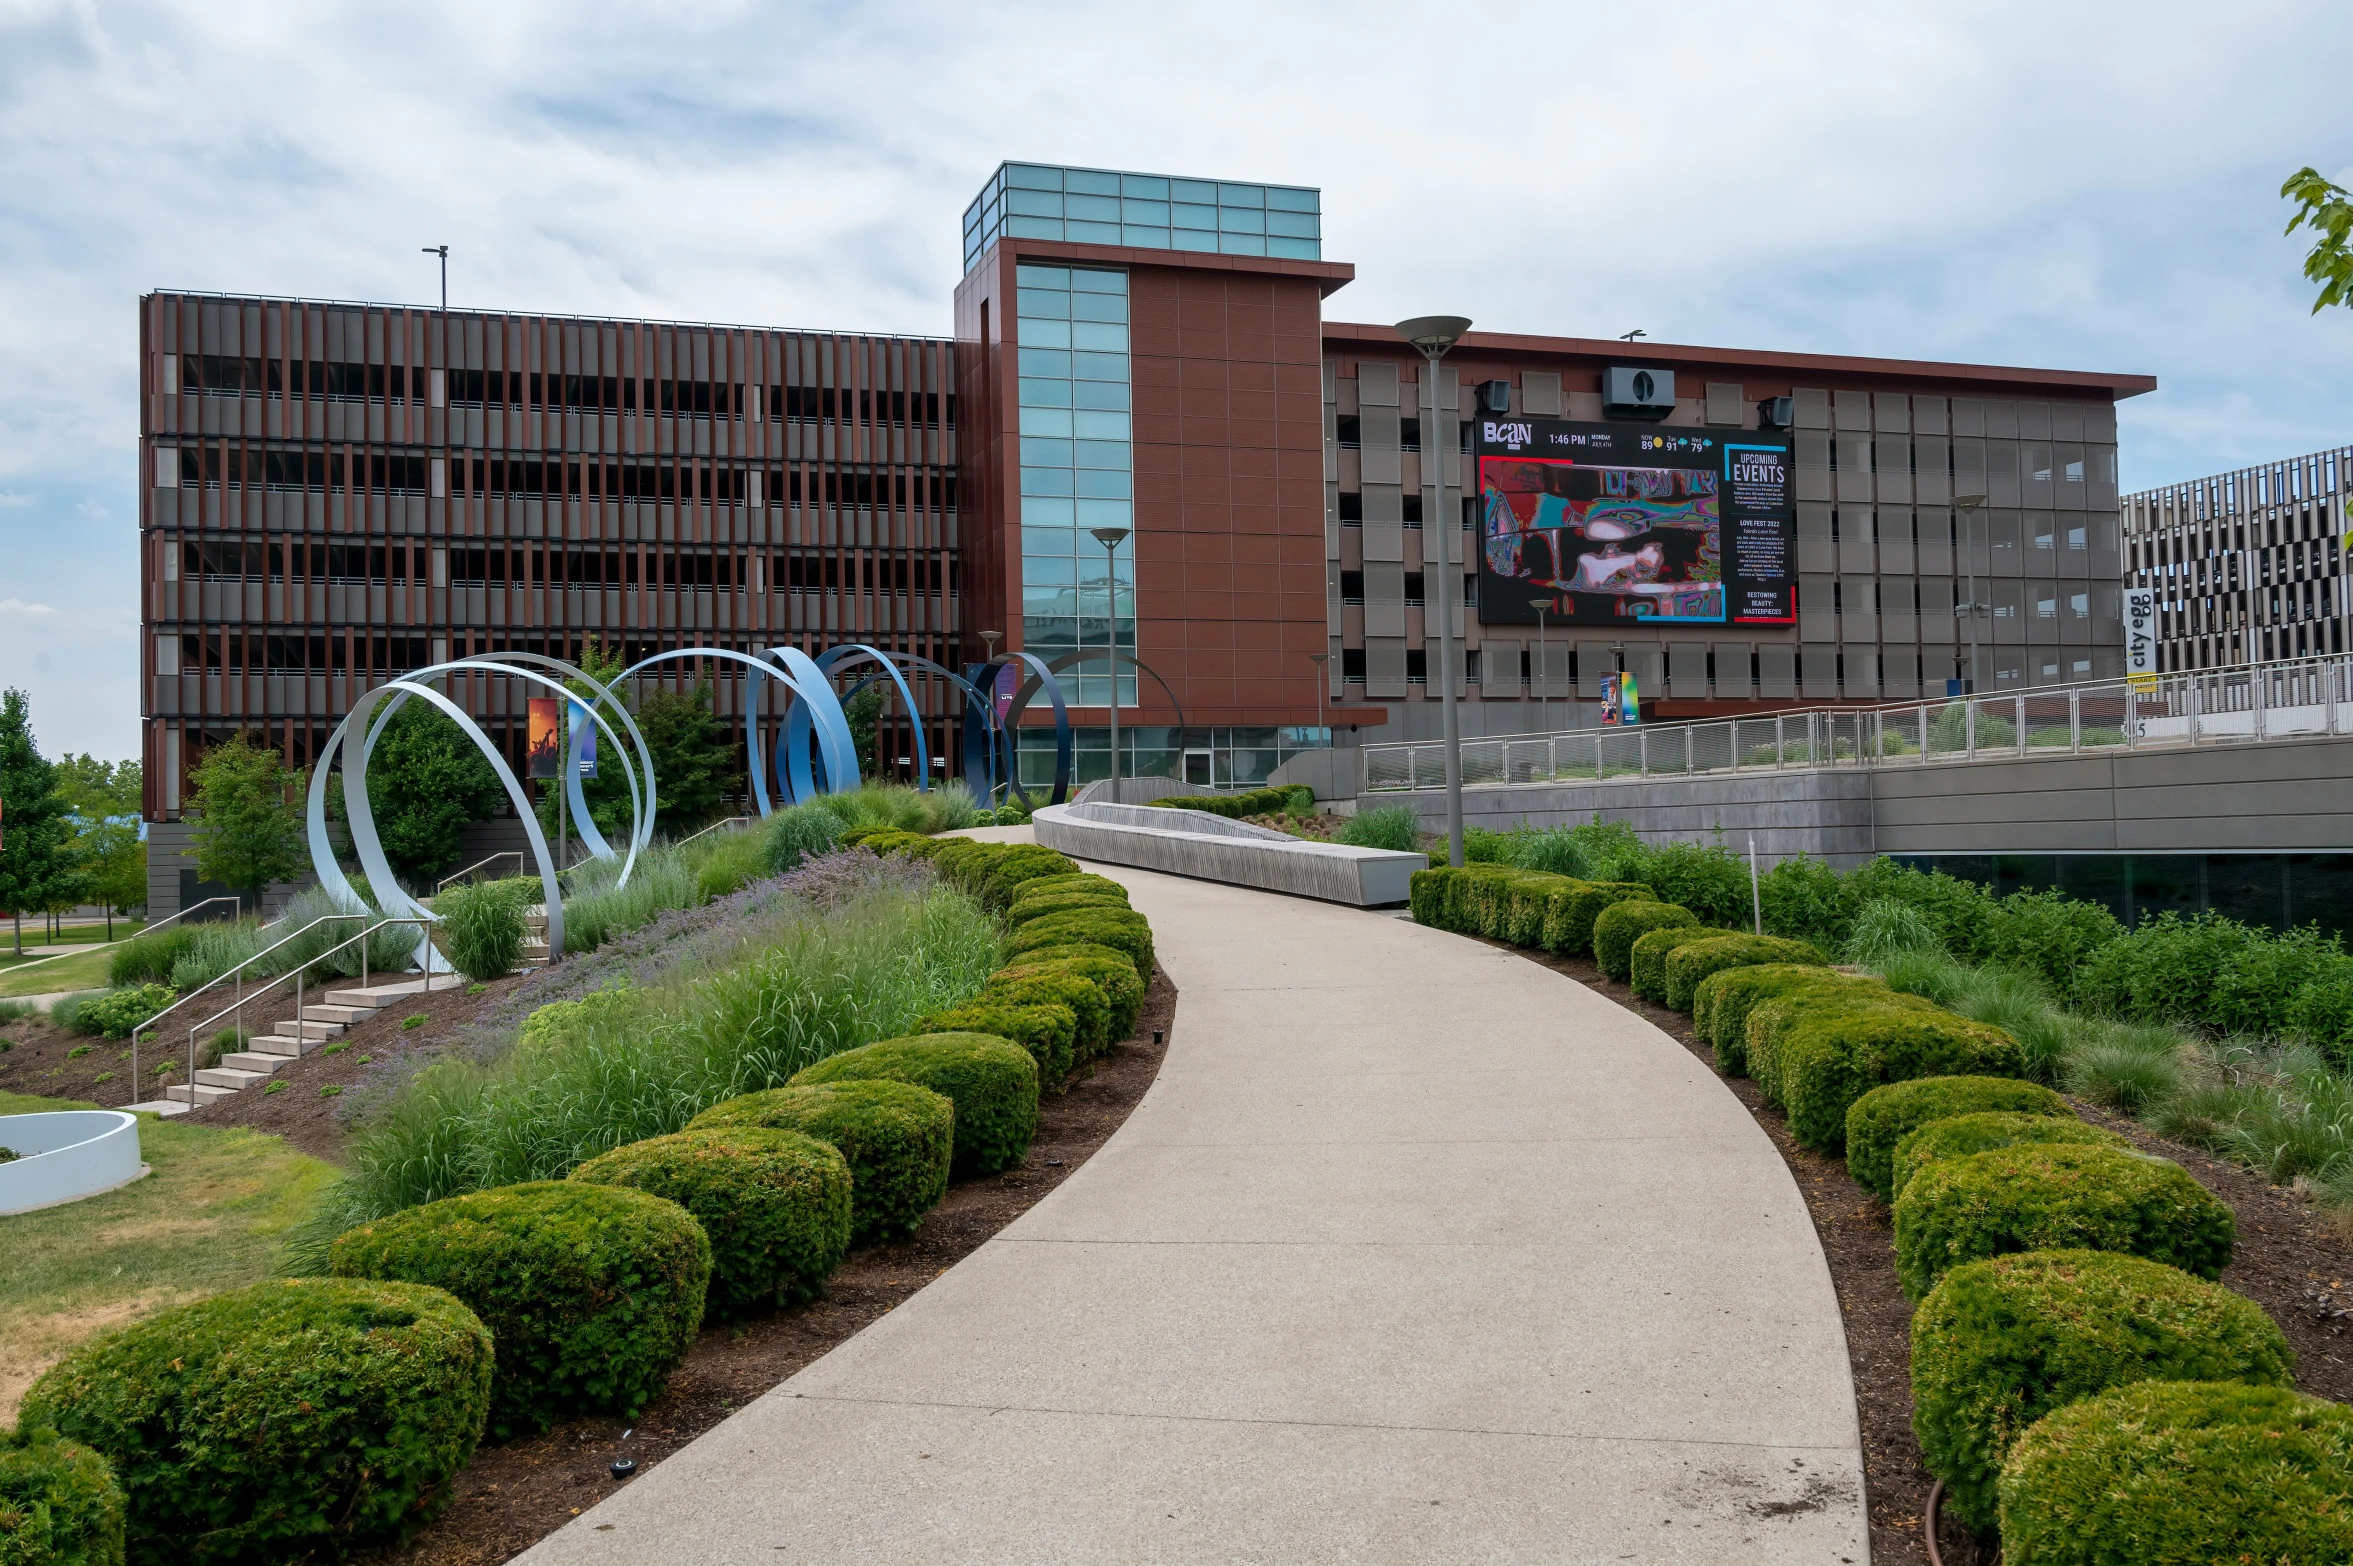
[1074,439,1131,469]
[1070,291,1127,322]
[1172,202,1218,231]
[1004,216,1061,240]
[1075,497,1132,528]
[1018,376,1072,407]
[1020,319,1073,349]
[1007,164,1063,190]
[1172,228,1219,253]
[1172,177,1218,203]
[1074,379,1130,411]
[1067,220,1121,244]
[1267,237,1320,260]
[1076,468,1131,499]
[1071,268,1126,293]
[1066,193,1120,222]
[1122,227,1172,249]
[1266,210,1320,239]
[1020,466,1075,496]
[2024,443,2053,483]
[1022,497,1076,527]
[1071,322,1129,352]
[1265,186,1319,212]
[1022,436,1075,467]
[1020,406,1073,437]
[1218,207,1266,234]
[1072,351,1129,381]
[1073,410,1131,439]
[1006,189,1063,218]
[1016,286,1070,317]
[1218,183,1265,207]
[1218,233,1268,256]
[1121,174,1170,199]
[1065,168,1119,196]
[1022,554,1077,585]
[1017,264,1072,288]
[1017,347,1072,377]
[1122,199,1170,225]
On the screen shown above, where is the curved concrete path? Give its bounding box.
[518,860,1866,1564]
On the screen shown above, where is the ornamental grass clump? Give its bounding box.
[328,1180,711,1438]
[19,1277,495,1565]
[1908,1249,2292,1534]
[1995,1381,2353,1565]
[1660,934,1826,1013]
[0,1426,125,1566]
[570,1127,851,1315]
[792,1032,1039,1177]
[1893,1142,2236,1301]
[1592,900,1698,981]
[1335,804,1421,853]
[1841,1074,2072,1202]
[1773,1004,2023,1153]
[690,1079,954,1246]
[434,878,531,982]
[1628,924,1725,1002]
[764,801,844,874]
[1890,1111,2131,1202]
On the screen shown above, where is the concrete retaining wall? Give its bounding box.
[1033,803,1424,906]
[1381,771,1876,868]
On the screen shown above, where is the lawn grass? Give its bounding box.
[0,1088,336,1422]
[0,945,117,997]
[1,920,144,952]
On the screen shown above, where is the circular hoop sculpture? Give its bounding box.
[990,649,1187,808]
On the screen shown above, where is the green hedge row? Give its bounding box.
[0,1426,124,1566]
[1146,786,1310,818]
[1407,864,1658,958]
[690,1080,954,1247]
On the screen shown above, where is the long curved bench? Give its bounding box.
[1031,802,1424,906]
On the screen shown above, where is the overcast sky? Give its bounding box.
[3,0,2350,758]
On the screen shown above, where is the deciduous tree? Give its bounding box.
[0,689,80,957]
[56,754,146,939]
[187,732,308,914]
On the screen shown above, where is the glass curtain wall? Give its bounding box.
[1019,725,1334,790]
[965,164,1321,272]
[1016,263,1134,710]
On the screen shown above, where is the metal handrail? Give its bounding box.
[436,852,525,894]
[672,815,759,850]
[1362,650,2353,793]
[126,913,391,1096]
[0,895,244,978]
[167,917,430,1105]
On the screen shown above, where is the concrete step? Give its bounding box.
[163,1082,237,1106]
[296,1003,377,1025]
[324,974,467,1009]
[220,1050,295,1074]
[122,1098,190,1117]
[248,1032,324,1058]
[272,1018,347,1042]
[196,1066,273,1090]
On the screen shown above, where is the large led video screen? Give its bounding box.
[1472,418,1795,627]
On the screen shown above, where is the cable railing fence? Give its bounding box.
[1363,653,2353,794]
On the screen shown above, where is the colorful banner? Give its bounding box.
[525,697,563,779]
[1599,670,1641,726]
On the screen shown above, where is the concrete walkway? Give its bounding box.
[518,862,1867,1564]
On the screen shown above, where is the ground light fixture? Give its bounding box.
[1953,493,1990,696]
[1090,526,1131,800]
[1393,315,1472,866]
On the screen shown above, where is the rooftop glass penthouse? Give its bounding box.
[962,161,1323,272]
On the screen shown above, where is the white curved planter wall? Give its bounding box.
[0,1111,148,1215]
[1033,803,1426,907]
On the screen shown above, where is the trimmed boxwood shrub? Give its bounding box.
[1843,1075,2072,1202]
[1011,872,1128,908]
[570,1129,852,1316]
[1438,864,1516,935]
[329,1180,711,1438]
[0,1426,125,1566]
[1662,934,1828,1013]
[1009,908,1154,980]
[1909,1249,2291,1534]
[793,1031,1039,1177]
[837,823,906,847]
[1695,965,1873,1074]
[1894,1143,2236,1302]
[19,1278,493,1564]
[1593,900,1698,981]
[1776,1005,2024,1153]
[689,1080,954,1245]
[1628,924,1724,1001]
[1497,872,1577,948]
[1541,880,1654,955]
[846,826,929,857]
[1005,891,1128,928]
[977,846,1082,912]
[1891,1111,2130,1203]
[1408,867,1450,928]
[996,953,1144,1042]
[984,968,1109,1055]
[916,999,1076,1085]
[1996,1380,2353,1564]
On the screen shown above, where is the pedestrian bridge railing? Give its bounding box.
[1360,653,2353,793]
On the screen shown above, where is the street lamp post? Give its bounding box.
[1308,651,1329,800]
[1529,596,1553,734]
[1395,314,1473,867]
[1954,494,1989,695]
[1090,526,1130,802]
[976,629,1003,801]
[422,245,448,311]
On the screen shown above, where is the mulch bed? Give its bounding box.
[1508,943,2353,1566]
[350,969,1178,1566]
[0,1011,130,1106]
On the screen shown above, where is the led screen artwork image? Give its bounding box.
[1480,456,1723,623]
[1472,418,1795,627]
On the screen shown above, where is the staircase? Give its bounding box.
[162,974,468,1106]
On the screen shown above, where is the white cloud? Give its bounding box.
[0,596,61,618]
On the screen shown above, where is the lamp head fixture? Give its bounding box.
[1393,315,1473,355]
[1089,526,1131,548]
[1952,493,1989,510]
[1619,329,1647,342]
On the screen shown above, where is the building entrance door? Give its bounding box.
[1183,749,1213,786]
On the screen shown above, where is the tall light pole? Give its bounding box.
[1308,651,1329,798]
[1091,526,1130,801]
[1529,596,1553,734]
[976,629,1003,801]
[1395,314,1473,867]
[422,245,448,311]
[1954,493,1989,695]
